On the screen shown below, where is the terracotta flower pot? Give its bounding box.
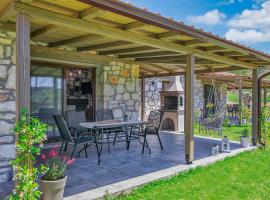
[40,176,67,200]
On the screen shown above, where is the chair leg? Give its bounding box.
[142,135,147,154]
[84,144,88,158]
[113,132,118,146]
[70,143,77,158]
[157,133,163,150]
[58,141,65,156]
[64,141,68,152]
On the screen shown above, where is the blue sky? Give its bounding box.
[125,0,270,53]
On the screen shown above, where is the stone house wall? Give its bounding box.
[0,30,16,183]
[96,62,140,120]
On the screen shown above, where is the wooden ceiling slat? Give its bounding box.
[77,41,130,51]
[118,51,181,59]
[98,46,157,55]
[15,2,255,68]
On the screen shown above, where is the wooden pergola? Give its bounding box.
[2,0,270,163]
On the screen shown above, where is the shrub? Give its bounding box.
[9,109,47,200]
[241,128,249,137]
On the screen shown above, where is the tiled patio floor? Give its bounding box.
[0,132,242,200]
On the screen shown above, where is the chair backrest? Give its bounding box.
[53,114,74,143]
[65,110,86,128]
[96,109,114,121]
[148,110,164,131]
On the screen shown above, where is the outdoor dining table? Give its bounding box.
[80,120,149,164]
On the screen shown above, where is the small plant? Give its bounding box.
[241,128,249,137]
[40,149,75,181]
[260,106,270,148]
[9,109,47,200]
[242,106,251,123]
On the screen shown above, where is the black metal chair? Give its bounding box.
[65,110,88,137]
[53,114,93,158]
[128,110,164,154]
[96,109,114,121]
[95,109,127,151]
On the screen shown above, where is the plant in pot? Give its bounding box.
[242,106,251,125]
[39,149,75,200]
[240,128,250,148]
[9,109,47,200]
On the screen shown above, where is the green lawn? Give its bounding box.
[112,149,270,200]
[194,124,251,142]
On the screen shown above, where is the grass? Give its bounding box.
[194,124,251,142]
[112,149,270,200]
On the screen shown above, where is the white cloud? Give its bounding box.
[225,28,270,43]
[187,9,226,25]
[225,0,270,44]
[228,0,270,30]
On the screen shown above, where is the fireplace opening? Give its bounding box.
[162,118,175,131]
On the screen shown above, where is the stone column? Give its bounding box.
[0,29,16,183]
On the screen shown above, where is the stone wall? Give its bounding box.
[144,78,162,119]
[0,30,16,183]
[96,62,140,120]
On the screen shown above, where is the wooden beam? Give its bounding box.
[14,2,256,68]
[123,21,148,31]
[99,46,157,55]
[143,63,174,73]
[0,1,15,22]
[77,41,130,51]
[119,51,181,58]
[184,39,207,47]
[49,33,102,47]
[16,13,31,117]
[185,54,195,164]
[79,7,106,20]
[252,68,258,145]
[135,55,186,62]
[30,45,140,66]
[31,24,57,38]
[238,79,243,125]
[0,21,15,32]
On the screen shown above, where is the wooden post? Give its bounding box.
[141,76,145,121]
[16,13,31,118]
[252,69,258,145]
[185,54,195,164]
[238,79,243,125]
[264,87,267,106]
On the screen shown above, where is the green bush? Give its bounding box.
[9,109,47,200]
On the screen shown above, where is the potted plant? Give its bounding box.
[242,106,251,125]
[9,109,47,200]
[240,128,250,148]
[39,149,75,200]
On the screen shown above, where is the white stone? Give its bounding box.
[4,46,11,57]
[152,94,159,100]
[116,85,125,94]
[0,121,13,136]
[118,78,125,84]
[0,172,10,183]
[126,100,134,106]
[115,94,123,100]
[0,59,10,65]
[0,135,14,144]
[0,160,10,167]
[104,84,115,96]
[0,101,15,112]
[0,65,7,79]
[131,93,140,100]
[112,65,121,71]
[123,93,130,100]
[0,46,4,57]
[113,109,123,119]
[103,66,111,71]
[113,70,120,75]
[126,82,136,92]
[0,144,15,160]
[5,65,16,90]
[0,167,12,173]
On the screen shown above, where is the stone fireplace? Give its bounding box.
[160,77,184,132]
